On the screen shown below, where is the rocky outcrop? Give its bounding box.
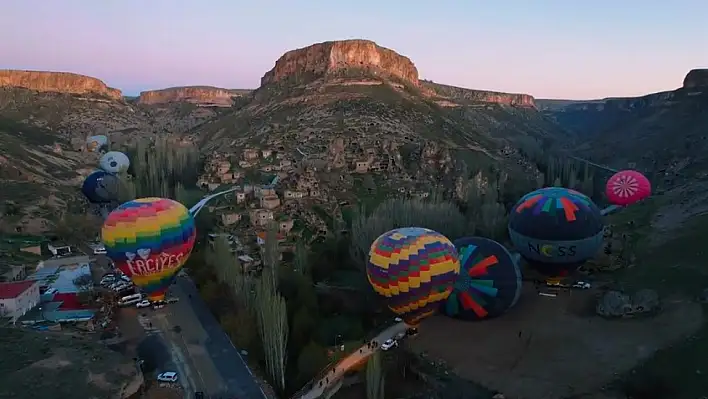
[260,39,419,87]
[422,81,536,108]
[683,69,708,88]
[596,289,661,318]
[0,70,122,99]
[137,86,250,107]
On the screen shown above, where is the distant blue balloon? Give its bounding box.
[82,171,119,204]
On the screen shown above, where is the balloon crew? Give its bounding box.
[81,136,131,219]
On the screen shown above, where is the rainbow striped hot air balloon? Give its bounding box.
[101,198,196,301]
[366,227,460,325]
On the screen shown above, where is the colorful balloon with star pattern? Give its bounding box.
[508,187,604,277]
[366,227,460,325]
[441,236,522,320]
[101,197,196,301]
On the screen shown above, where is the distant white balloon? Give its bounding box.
[99,151,130,174]
[86,135,109,153]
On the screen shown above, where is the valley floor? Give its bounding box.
[410,284,702,399]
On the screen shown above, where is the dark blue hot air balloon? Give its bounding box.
[441,236,522,321]
[508,187,604,277]
[81,170,119,204]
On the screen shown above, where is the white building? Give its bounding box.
[0,281,40,322]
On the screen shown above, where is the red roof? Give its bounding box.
[0,281,35,299]
[53,293,90,310]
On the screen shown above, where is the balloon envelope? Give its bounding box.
[86,135,109,153]
[441,237,522,320]
[367,227,460,325]
[508,187,604,277]
[101,198,196,301]
[605,170,651,206]
[99,151,130,174]
[82,171,119,204]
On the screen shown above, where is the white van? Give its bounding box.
[118,293,143,307]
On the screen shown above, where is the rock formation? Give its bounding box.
[137,86,250,107]
[260,39,420,87]
[423,81,536,108]
[0,69,122,99]
[683,68,708,89]
[259,39,537,108]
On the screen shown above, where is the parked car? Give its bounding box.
[572,281,591,289]
[135,300,151,308]
[165,297,179,304]
[157,371,178,382]
[153,302,165,310]
[394,317,403,323]
[406,327,419,337]
[44,288,58,295]
[381,339,397,351]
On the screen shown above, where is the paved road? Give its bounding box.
[175,275,267,399]
[296,322,409,399]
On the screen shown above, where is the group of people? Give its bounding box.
[316,339,382,389]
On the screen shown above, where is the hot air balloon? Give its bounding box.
[508,187,604,277]
[605,170,651,206]
[101,198,196,302]
[441,237,522,320]
[367,227,460,325]
[82,171,119,204]
[86,135,109,153]
[99,151,130,174]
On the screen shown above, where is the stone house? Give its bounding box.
[260,194,281,210]
[279,159,292,169]
[207,182,220,191]
[278,219,294,234]
[249,209,274,227]
[355,160,371,173]
[254,187,276,198]
[261,149,273,158]
[238,160,252,168]
[243,149,260,161]
[284,190,306,199]
[221,213,242,226]
[216,161,231,175]
[235,191,247,204]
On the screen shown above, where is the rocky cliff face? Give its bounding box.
[260,39,420,87]
[422,81,536,108]
[0,70,122,99]
[137,86,250,107]
[683,69,708,89]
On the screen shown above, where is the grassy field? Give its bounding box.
[606,197,708,398]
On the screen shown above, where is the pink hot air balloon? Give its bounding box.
[605,170,651,206]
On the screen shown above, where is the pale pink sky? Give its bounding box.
[1,0,706,99]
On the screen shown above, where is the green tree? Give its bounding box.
[290,307,316,351]
[296,341,330,382]
[349,197,470,268]
[293,239,309,275]
[366,351,385,399]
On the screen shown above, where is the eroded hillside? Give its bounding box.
[194,39,569,199]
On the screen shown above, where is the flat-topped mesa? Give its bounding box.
[260,39,420,87]
[422,81,536,108]
[137,86,250,107]
[683,69,708,89]
[0,70,122,99]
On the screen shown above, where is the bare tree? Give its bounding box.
[252,223,289,392]
[366,351,385,399]
[293,239,309,275]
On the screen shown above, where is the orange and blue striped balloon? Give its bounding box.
[367,227,460,325]
[101,198,196,301]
